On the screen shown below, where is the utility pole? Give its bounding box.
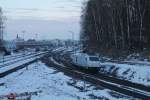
[68,31,75,52]
[22,30,26,56]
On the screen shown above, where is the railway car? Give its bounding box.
[70,53,100,72]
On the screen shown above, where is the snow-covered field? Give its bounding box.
[100,62,150,86]
[0,61,132,100]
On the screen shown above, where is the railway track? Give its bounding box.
[45,55,150,100]
[0,51,48,78]
[100,59,150,66]
[53,50,150,92]
[0,52,34,63]
[0,52,46,68]
[0,51,34,61]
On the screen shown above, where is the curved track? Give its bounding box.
[44,49,150,99]
[49,57,150,99]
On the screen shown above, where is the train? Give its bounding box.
[70,53,100,72]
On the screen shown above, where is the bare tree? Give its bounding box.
[137,0,148,43]
[0,7,4,46]
[80,0,150,55]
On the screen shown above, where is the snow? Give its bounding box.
[0,53,35,65]
[0,55,41,73]
[0,61,131,100]
[52,47,66,52]
[0,52,21,59]
[0,51,37,65]
[123,60,150,66]
[0,52,45,73]
[100,62,150,86]
[0,51,44,65]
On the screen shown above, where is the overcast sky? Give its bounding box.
[0,0,86,40]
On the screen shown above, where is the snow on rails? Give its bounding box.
[49,56,150,99]
[0,51,48,78]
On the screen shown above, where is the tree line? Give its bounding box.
[0,7,4,46]
[80,0,150,55]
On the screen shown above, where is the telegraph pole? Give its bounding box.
[68,31,75,52]
[22,30,26,56]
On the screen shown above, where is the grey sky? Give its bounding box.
[0,0,87,40]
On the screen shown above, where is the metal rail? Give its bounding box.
[47,57,150,100]
[0,53,35,63]
[0,52,45,68]
[0,51,48,78]
[53,50,150,93]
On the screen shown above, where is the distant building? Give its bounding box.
[50,39,64,47]
[15,34,24,43]
[14,34,24,50]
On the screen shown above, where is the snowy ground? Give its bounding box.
[100,62,150,86]
[68,50,150,86]
[0,61,133,100]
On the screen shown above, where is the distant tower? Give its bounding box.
[16,34,19,39]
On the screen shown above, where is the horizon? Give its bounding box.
[0,0,87,40]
